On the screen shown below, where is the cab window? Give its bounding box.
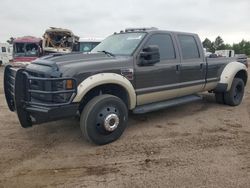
[178,35,200,59]
[144,34,176,60]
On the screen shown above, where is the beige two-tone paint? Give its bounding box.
[219,62,248,91]
[136,80,220,106]
[136,84,204,106]
[73,73,136,109]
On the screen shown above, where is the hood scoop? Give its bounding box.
[32,59,59,70]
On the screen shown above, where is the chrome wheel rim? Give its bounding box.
[104,113,119,132]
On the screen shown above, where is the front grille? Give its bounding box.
[4,65,77,108]
[8,69,16,97]
[25,71,77,106]
[4,66,18,111]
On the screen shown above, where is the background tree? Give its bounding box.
[245,41,250,55]
[202,38,213,52]
[213,36,225,51]
[202,36,234,53]
[232,40,250,55]
[224,44,232,50]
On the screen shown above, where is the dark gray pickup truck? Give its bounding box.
[4,28,248,145]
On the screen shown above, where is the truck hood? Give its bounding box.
[26,52,132,77]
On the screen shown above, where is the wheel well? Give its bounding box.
[78,84,129,113]
[235,70,248,85]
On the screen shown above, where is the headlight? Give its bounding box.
[52,79,75,103]
[53,79,74,91]
[65,80,73,90]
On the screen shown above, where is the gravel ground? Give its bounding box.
[0,66,250,188]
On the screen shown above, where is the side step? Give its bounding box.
[133,95,202,114]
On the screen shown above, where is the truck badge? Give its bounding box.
[121,68,134,80]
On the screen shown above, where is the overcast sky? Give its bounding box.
[0,0,249,44]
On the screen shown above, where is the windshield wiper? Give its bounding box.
[97,50,115,57]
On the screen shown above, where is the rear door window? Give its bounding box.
[178,35,200,59]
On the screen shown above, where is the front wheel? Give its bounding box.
[224,78,245,106]
[80,94,128,145]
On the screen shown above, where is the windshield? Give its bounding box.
[14,43,40,57]
[92,33,146,55]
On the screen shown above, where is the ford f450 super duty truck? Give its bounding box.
[4,28,248,145]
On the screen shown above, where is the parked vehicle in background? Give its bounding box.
[204,48,212,57]
[235,54,248,67]
[215,50,248,67]
[12,36,43,66]
[43,27,79,54]
[4,28,248,145]
[0,43,12,65]
[215,50,235,58]
[78,38,103,52]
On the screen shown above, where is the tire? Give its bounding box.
[224,78,245,106]
[80,94,128,145]
[215,92,225,104]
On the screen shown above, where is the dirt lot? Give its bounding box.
[0,66,250,188]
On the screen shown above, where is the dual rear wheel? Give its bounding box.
[215,78,245,106]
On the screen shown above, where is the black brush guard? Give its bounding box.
[4,65,79,128]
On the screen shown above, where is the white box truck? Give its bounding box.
[0,43,12,66]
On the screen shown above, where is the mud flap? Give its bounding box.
[15,69,32,128]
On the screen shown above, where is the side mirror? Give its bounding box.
[139,45,160,66]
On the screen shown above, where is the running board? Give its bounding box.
[133,95,202,114]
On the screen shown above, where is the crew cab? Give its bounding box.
[4,28,248,145]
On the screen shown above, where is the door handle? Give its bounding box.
[176,64,180,72]
[200,63,204,70]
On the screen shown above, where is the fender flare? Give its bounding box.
[73,73,136,109]
[219,61,248,91]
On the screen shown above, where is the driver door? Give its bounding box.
[135,33,181,105]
